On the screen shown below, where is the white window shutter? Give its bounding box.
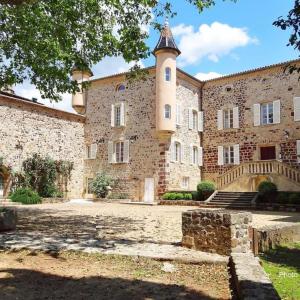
[273,100,281,124]
[198,111,204,132]
[108,142,114,163]
[190,145,193,165]
[217,110,223,130]
[253,104,261,126]
[181,144,185,164]
[120,103,126,126]
[111,104,115,127]
[294,97,300,121]
[199,147,203,167]
[297,140,300,163]
[234,144,240,165]
[188,109,193,129]
[233,107,239,129]
[91,143,97,159]
[124,140,130,163]
[176,104,181,126]
[218,146,224,166]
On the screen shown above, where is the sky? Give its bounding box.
[15,0,299,113]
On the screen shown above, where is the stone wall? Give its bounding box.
[85,69,202,200]
[0,94,85,198]
[182,209,252,255]
[202,62,300,190]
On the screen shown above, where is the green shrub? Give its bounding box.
[107,193,129,200]
[162,192,193,200]
[183,193,193,200]
[191,191,200,201]
[277,193,287,204]
[10,188,41,205]
[89,172,114,198]
[288,193,300,205]
[197,181,216,200]
[175,193,184,200]
[258,181,277,195]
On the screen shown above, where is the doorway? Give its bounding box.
[144,178,154,203]
[0,175,4,198]
[260,146,276,161]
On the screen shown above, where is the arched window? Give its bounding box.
[116,84,126,92]
[164,104,171,119]
[165,67,171,82]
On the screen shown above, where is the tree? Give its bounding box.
[0,1,239,101]
[273,0,300,75]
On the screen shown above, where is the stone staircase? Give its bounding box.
[205,192,257,209]
[0,199,22,206]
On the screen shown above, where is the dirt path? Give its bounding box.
[0,250,231,300]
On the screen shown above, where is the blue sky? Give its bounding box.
[15,0,299,111]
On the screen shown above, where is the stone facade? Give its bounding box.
[202,61,300,191]
[182,209,252,255]
[0,94,85,198]
[84,68,202,200]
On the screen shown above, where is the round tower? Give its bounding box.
[153,20,181,138]
[71,65,93,115]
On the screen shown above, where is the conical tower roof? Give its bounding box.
[153,19,181,56]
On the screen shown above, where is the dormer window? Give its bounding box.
[164,104,171,119]
[165,67,171,82]
[117,84,126,92]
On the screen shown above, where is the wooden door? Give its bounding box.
[144,178,154,203]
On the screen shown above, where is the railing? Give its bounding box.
[216,160,300,190]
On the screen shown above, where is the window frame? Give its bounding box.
[192,110,198,130]
[164,104,171,119]
[174,142,181,163]
[115,141,125,163]
[261,102,274,125]
[114,104,121,127]
[181,177,190,189]
[223,108,234,129]
[224,145,235,165]
[116,84,126,92]
[165,67,171,82]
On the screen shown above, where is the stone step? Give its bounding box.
[212,196,254,200]
[209,202,252,206]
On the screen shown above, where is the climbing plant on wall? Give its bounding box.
[11,153,74,198]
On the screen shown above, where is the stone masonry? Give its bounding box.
[202,61,300,191]
[0,94,85,198]
[182,209,252,256]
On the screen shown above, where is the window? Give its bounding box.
[192,110,198,130]
[223,109,234,129]
[164,104,171,119]
[176,104,181,126]
[114,105,121,127]
[117,84,126,92]
[115,141,125,163]
[165,67,171,82]
[181,177,189,189]
[174,142,181,162]
[86,144,97,159]
[261,103,274,125]
[192,146,198,165]
[224,146,234,165]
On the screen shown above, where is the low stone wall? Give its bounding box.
[159,200,202,206]
[256,223,300,252]
[182,209,252,256]
[230,253,280,300]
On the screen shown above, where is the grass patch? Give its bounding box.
[260,243,300,300]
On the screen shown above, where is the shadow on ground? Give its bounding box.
[260,244,300,272]
[0,268,221,300]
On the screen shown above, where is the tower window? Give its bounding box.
[165,67,171,82]
[117,84,126,92]
[164,104,171,119]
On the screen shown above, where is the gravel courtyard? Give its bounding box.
[0,202,299,260]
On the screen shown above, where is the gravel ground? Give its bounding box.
[0,202,299,261]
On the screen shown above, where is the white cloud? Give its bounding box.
[195,72,223,81]
[172,22,258,66]
[14,56,144,113]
